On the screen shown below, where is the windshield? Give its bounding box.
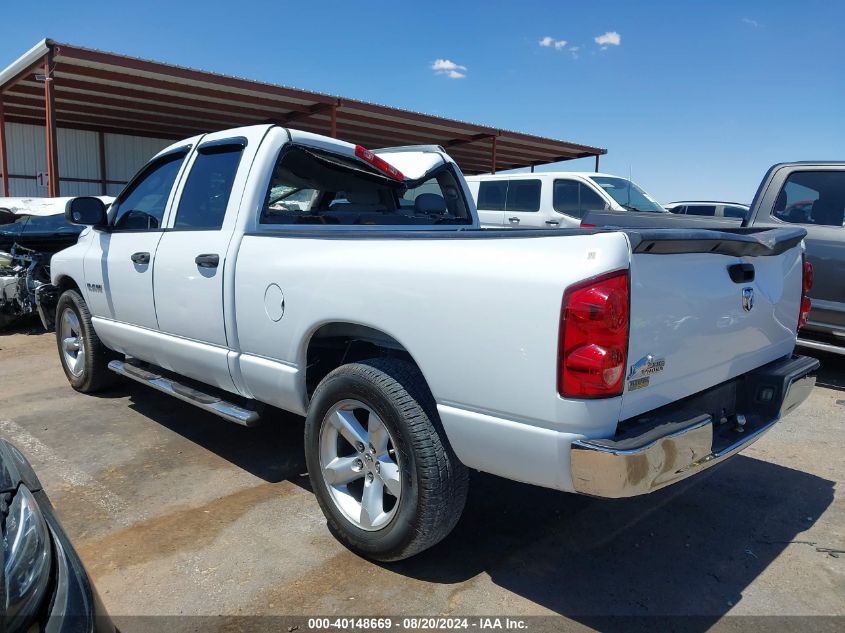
[590,176,667,213]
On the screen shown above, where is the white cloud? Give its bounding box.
[431,58,467,79]
[569,45,581,59]
[742,17,759,27]
[594,31,621,46]
[539,36,567,50]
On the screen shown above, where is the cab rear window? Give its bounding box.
[260,146,471,226]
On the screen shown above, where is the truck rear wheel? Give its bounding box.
[304,358,468,561]
[55,289,117,393]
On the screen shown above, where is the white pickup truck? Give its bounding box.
[48,124,818,561]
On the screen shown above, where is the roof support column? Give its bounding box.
[0,97,8,196]
[594,155,600,173]
[490,135,497,174]
[43,50,60,197]
[98,131,107,195]
[330,103,337,138]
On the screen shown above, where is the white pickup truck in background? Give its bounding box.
[47,124,818,560]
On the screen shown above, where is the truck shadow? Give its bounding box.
[387,457,834,629]
[118,382,833,628]
[122,383,310,489]
[811,350,845,392]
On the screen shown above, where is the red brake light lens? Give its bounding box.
[802,258,814,293]
[354,145,404,181]
[798,255,813,330]
[558,270,630,398]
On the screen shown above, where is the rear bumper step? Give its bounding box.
[570,354,819,498]
[107,360,261,427]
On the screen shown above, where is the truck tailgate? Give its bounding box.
[620,227,806,420]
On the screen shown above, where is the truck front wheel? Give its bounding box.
[55,289,117,393]
[304,358,468,561]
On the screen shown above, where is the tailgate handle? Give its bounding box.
[728,263,755,283]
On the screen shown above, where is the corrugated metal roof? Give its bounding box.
[0,39,606,174]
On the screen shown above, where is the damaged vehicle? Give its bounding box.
[0,198,112,331]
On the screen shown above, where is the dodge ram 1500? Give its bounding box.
[47,125,818,560]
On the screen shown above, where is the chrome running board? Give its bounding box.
[797,337,845,356]
[107,360,261,427]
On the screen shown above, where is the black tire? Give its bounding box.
[305,358,468,561]
[55,289,118,393]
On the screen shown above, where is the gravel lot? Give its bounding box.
[1,324,843,629]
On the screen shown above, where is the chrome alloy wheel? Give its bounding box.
[59,307,85,377]
[318,399,402,531]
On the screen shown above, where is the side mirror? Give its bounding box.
[65,197,108,227]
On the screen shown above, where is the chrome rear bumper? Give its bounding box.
[570,354,819,498]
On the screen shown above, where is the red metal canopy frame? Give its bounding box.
[0,39,606,197]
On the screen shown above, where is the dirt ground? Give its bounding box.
[1,323,843,630]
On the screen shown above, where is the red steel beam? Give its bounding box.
[2,108,191,140]
[330,103,337,138]
[43,51,60,196]
[0,97,8,196]
[55,63,319,116]
[20,74,293,120]
[0,59,44,94]
[6,84,262,129]
[98,130,107,195]
[56,45,338,105]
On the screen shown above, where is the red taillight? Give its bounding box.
[558,270,630,398]
[802,257,814,293]
[354,145,404,181]
[580,222,596,228]
[798,255,813,330]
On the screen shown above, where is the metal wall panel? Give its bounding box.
[6,122,46,179]
[2,122,169,197]
[57,127,99,179]
[60,181,101,196]
[8,177,39,197]
[104,133,170,182]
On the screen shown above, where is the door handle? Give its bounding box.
[131,252,150,265]
[545,220,560,226]
[508,217,520,224]
[195,253,220,268]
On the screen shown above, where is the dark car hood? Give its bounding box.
[0,213,83,254]
[0,439,43,494]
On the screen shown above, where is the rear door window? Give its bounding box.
[174,143,244,230]
[477,181,507,210]
[505,179,541,212]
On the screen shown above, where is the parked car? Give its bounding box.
[465,172,668,228]
[0,440,115,633]
[46,125,817,561]
[581,162,845,355]
[664,201,751,221]
[0,198,113,330]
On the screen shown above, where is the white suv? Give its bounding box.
[465,172,666,228]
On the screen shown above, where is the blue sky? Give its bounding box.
[2,0,844,203]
